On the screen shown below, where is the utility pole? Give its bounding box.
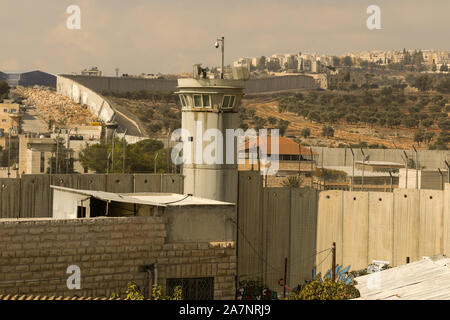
[55,130,60,174]
[283,257,288,299]
[413,145,418,189]
[445,161,450,185]
[402,151,409,189]
[438,168,444,190]
[167,128,171,174]
[216,36,225,79]
[332,242,336,282]
[298,143,301,179]
[122,129,128,174]
[66,129,71,174]
[111,129,116,172]
[350,148,355,191]
[7,128,11,178]
[154,152,159,174]
[309,147,314,188]
[360,148,366,191]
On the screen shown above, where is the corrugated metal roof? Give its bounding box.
[354,255,450,300]
[51,186,167,207]
[51,186,234,206]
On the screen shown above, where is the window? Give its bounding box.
[1,119,6,123]
[202,95,211,108]
[179,95,188,108]
[10,109,17,113]
[166,277,214,300]
[193,95,202,108]
[222,95,236,109]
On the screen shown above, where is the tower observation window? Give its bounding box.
[194,95,202,108]
[202,95,211,108]
[222,95,236,109]
[179,95,188,108]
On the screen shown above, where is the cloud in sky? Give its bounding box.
[0,0,449,75]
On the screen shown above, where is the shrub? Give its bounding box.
[290,277,360,300]
[281,176,302,188]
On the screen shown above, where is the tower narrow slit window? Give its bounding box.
[179,95,188,108]
[221,95,235,109]
[193,95,202,108]
[202,95,211,108]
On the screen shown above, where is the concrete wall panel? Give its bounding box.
[367,192,394,265]
[289,188,318,285]
[105,174,134,193]
[20,175,51,218]
[316,190,343,277]
[0,178,20,218]
[393,189,420,266]
[444,184,450,256]
[419,189,444,257]
[263,187,291,291]
[237,171,263,282]
[133,174,162,192]
[161,174,183,194]
[78,174,107,191]
[342,192,369,271]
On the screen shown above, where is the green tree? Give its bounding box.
[268,116,277,126]
[414,129,425,146]
[79,138,169,173]
[0,80,9,99]
[277,119,290,136]
[301,128,311,139]
[413,75,433,92]
[321,126,334,137]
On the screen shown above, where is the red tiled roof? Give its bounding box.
[239,136,318,156]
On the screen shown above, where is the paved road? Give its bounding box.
[21,106,49,134]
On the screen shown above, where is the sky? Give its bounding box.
[0,0,449,75]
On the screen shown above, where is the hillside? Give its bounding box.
[240,88,449,150]
[102,86,449,150]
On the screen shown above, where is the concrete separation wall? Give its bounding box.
[57,75,115,123]
[237,171,318,293]
[0,174,183,218]
[311,147,450,170]
[60,74,318,95]
[315,185,450,276]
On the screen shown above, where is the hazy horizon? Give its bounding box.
[1,0,449,76]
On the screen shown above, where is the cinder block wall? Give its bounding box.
[0,217,236,299]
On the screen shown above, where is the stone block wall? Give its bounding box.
[0,217,236,299]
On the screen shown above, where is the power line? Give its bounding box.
[232,220,284,274]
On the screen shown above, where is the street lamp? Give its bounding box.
[215,37,225,79]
